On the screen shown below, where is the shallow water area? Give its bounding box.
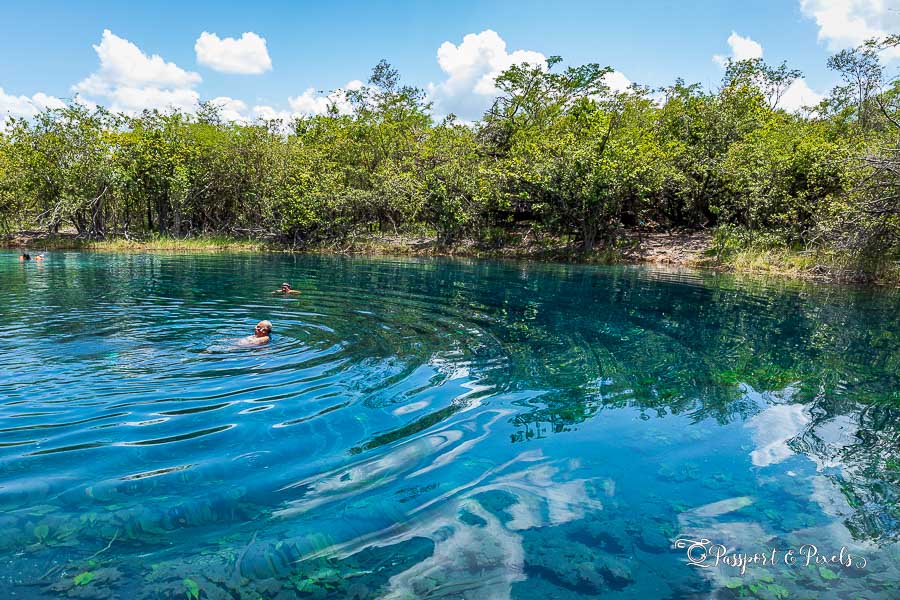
[1,251,898,599]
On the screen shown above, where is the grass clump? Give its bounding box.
[699,226,900,284]
[7,233,268,253]
[87,234,265,252]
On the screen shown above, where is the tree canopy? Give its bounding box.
[2,37,898,277]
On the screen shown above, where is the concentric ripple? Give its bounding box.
[0,251,898,599]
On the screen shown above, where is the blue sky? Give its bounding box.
[1,0,898,121]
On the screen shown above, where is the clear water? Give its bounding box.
[1,251,897,599]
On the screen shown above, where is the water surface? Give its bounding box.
[1,251,898,599]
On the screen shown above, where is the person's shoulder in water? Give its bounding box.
[238,320,272,346]
[272,283,301,295]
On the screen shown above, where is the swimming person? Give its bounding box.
[19,253,31,260]
[35,254,45,261]
[238,320,272,346]
[273,282,301,295]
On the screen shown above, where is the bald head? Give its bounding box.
[255,320,272,337]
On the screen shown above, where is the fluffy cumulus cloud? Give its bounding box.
[288,80,363,115]
[246,80,364,125]
[800,0,900,59]
[195,32,272,74]
[76,29,200,93]
[427,29,546,120]
[712,31,824,112]
[713,31,764,67]
[199,100,290,124]
[0,88,65,121]
[780,78,825,112]
[250,105,294,122]
[208,96,249,122]
[427,30,632,119]
[74,29,202,114]
[603,70,632,93]
[32,93,67,111]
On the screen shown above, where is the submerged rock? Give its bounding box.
[637,528,671,553]
[523,534,635,594]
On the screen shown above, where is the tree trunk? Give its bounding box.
[582,221,597,253]
[74,211,88,236]
[92,198,105,238]
[174,206,182,237]
[157,198,169,235]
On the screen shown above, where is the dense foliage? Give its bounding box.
[2,42,898,276]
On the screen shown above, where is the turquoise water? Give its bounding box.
[1,251,897,599]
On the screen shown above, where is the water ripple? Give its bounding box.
[0,252,897,598]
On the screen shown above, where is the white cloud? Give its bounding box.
[746,403,810,467]
[209,96,249,122]
[195,80,367,126]
[585,71,632,103]
[427,29,546,120]
[713,31,764,67]
[251,104,294,123]
[287,89,332,115]
[195,32,272,75]
[603,71,632,93]
[728,31,764,61]
[780,78,825,111]
[32,93,67,111]
[711,31,825,113]
[287,80,362,116]
[0,89,36,119]
[800,0,900,59]
[427,30,634,118]
[77,29,200,93]
[108,87,199,114]
[72,94,98,111]
[247,80,365,127]
[0,87,66,121]
[73,30,202,114]
[8,30,360,124]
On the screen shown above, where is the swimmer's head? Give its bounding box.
[254,320,272,337]
[281,283,291,292]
